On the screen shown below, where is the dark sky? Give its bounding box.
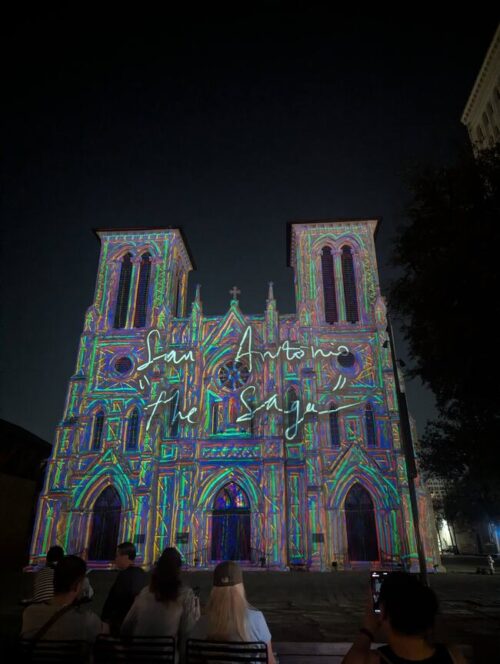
[2,10,498,443]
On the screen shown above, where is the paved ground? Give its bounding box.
[1,556,499,661]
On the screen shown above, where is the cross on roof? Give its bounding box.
[229,286,241,300]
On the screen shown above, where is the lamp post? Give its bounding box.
[384,319,428,586]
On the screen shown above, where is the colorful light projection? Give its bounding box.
[30,222,440,571]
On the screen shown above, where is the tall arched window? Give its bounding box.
[169,390,180,438]
[211,402,219,435]
[365,403,376,448]
[341,246,359,323]
[176,276,183,317]
[329,402,340,448]
[91,410,105,450]
[114,253,133,329]
[133,252,152,328]
[321,246,338,324]
[285,386,299,440]
[126,408,139,450]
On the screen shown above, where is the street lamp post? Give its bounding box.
[385,319,429,586]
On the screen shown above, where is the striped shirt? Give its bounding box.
[33,567,55,602]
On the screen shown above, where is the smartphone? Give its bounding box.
[370,570,389,613]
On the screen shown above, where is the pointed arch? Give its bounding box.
[91,410,105,451]
[341,245,359,323]
[196,468,261,511]
[329,402,341,448]
[126,407,140,450]
[133,252,152,328]
[321,246,338,324]
[88,486,121,561]
[345,483,379,561]
[114,252,133,329]
[365,403,377,448]
[211,481,251,560]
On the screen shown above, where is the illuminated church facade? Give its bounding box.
[30,219,439,570]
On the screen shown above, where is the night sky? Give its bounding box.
[2,11,498,443]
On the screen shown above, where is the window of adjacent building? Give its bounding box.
[321,246,338,324]
[134,252,152,328]
[114,253,133,329]
[329,402,340,448]
[91,411,105,450]
[365,403,376,448]
[126,408,139,450]
[341,245,359,323]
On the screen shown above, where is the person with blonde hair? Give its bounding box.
[190,561,276,664]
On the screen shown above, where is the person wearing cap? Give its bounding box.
[190,561,276,664]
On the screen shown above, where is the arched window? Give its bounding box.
[345,483,379,561]
[341,246,359,323]
[114,253,133,329]
[169,390,180,438]
[211,402,219,435]
[91,410,105,450]
[173,273,183,317]
[285,386,299,440]
[126,408,139,450]
[321,246,338,324]
[133,252,152,328]
[365,403,376,448]
[228,397,238,423]
[329,402,340,448]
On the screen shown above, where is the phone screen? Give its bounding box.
[370,571,389,613]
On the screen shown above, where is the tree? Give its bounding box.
[389,145,500,523]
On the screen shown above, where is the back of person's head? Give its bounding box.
[206,561,249,641]
[379,573,439,636]
[150,547,182,602]
[46,545,64,567]
[53,555,87,594]
[117,541,136,561]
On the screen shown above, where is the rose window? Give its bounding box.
[218,361,250,390]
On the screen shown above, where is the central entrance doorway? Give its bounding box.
[211,482,251,561]
[88,486,121,561]
[345,483,379,562]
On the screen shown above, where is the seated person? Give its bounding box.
[22,555,106,643]
[121,547,199,651]
[33,545,64,602]
[342,572,466,664]
[101,541,146,634]
[190,561,276,664]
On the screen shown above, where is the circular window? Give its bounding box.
[115,356,133,374]
[218,361,250,390]
[338,351,356,368]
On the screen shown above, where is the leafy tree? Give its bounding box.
[389,145,500,522]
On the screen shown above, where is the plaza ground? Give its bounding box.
[1,556,499,661]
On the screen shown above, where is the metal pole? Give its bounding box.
[386,319,429,586]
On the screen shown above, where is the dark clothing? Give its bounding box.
[377,644,454,664]
[101,566,146,635]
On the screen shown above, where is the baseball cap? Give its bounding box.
[213,561,243,587]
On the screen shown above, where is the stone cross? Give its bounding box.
[230,286,241,300]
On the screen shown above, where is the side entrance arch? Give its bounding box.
[345,483,379,561]
[88,486,121,561]
[211,482,251,561]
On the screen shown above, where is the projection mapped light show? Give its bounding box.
[30,220,439,570]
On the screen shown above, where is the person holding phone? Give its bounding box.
[342,573,466,663]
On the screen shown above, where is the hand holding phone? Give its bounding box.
[370,570,389,613]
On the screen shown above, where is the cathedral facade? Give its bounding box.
[30,219,439,570]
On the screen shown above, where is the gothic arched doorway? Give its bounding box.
[211,482,251,561]
[88,486,121,561]
[345,483,379,561]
